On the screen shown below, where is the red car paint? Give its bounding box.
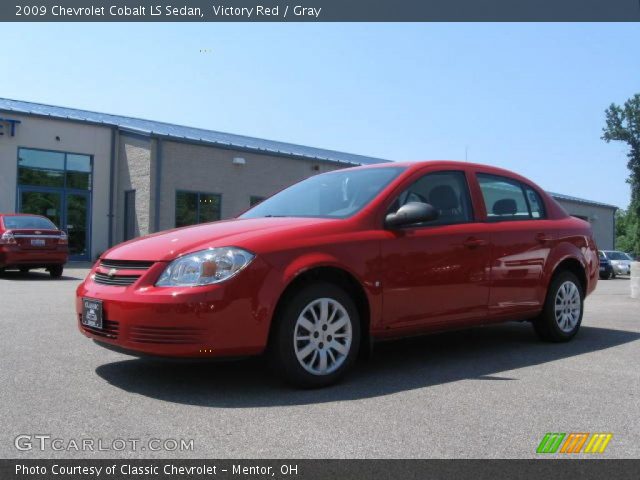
[76,161,598,357]
[0,213,68,270]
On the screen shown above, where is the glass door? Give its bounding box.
[19,189,63,227]
[18,188,91,261]
[64,192,90,261]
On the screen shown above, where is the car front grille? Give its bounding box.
[129,325,206,345]
[80,315,119,339]
[94,272,141,286]
[99,259,155,270]
[93,259,155,286]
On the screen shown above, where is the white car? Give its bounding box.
[602,250,632,277]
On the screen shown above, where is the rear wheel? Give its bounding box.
[533,271,583,342]
[49,265,63,278]
[269,282,360,388]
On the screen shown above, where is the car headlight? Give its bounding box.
[156,247,255,287]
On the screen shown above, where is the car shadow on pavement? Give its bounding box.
[0,271,80,281]
[95,323,639,407]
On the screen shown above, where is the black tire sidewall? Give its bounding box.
[271,282,361,388]
[49,265,63,278]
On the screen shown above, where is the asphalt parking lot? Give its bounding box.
[1,266,638,459]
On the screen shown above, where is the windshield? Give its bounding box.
[241,167,405,219]
[605,251,629,261]
[3,215,57,230]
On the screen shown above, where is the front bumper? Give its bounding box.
[612,264,630,275]
[76,261,273,358]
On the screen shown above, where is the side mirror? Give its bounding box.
[385,202,439,229]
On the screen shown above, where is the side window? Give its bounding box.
[477,174,532,221]
[523,185,546,219]
[388,170,473,226]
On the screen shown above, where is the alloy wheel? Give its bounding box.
[293,298,353,376]
[554,281,581,333]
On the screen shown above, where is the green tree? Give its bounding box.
[602,94,640,254]
[615,209,638,254]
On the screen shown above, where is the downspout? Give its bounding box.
[154,137,163,232]
[107,127,116,248]
[613,207,617,250]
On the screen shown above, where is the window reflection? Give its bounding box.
[17,148,92,191]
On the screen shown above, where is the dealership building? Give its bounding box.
[0,98,618,261]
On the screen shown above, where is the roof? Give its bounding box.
[548,191,618,210]
[0,98,389,166]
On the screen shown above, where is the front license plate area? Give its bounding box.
[31,239,45,246]
[82,298,103,329]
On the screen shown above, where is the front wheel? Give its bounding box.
[533,271,583,342]
[269,283,360,388]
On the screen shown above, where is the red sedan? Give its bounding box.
[77,162,598,387]
[0,213,68,278]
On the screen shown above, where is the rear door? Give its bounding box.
[380,168,492,329]
[475,173,556,318]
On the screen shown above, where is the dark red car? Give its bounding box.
[0,213,68,277]
[77,162,598,387]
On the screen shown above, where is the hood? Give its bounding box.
[102,217,339,262]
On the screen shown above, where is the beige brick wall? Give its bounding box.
[114,134,153,242]
[156,141,344,231]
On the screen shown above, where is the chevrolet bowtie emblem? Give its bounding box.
[108,268,117,277]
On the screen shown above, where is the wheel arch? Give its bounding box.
[548,256,588,297]
[268,264,372,356]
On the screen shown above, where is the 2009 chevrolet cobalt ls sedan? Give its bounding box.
[77,161,598,387]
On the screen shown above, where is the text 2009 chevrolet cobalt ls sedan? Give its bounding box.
[77,161,598,387]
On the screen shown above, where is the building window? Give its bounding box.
[250,195,265,207]
[124,190,136,241]
[175,191,221,228]
[17,148,93,261]
[18,148,92,190]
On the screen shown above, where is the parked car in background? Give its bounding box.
[598,250,614,280]
[77,161,598,387]
[0,213,68,277]
[601,250,632,277]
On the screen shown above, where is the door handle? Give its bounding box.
[463,237,487,248]
[535,233,552,243]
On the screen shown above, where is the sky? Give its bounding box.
[1,23,638,208]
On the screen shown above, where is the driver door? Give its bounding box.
[380,170,491,329]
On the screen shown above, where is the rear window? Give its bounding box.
[477,173,546,221]
[2,216,57,230]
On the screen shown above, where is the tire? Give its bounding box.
[533,271,584,342]
[269,282,361,388]
[49,265,64,278]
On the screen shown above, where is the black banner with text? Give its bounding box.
[2,459,640,480]
[3,0,640,22]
